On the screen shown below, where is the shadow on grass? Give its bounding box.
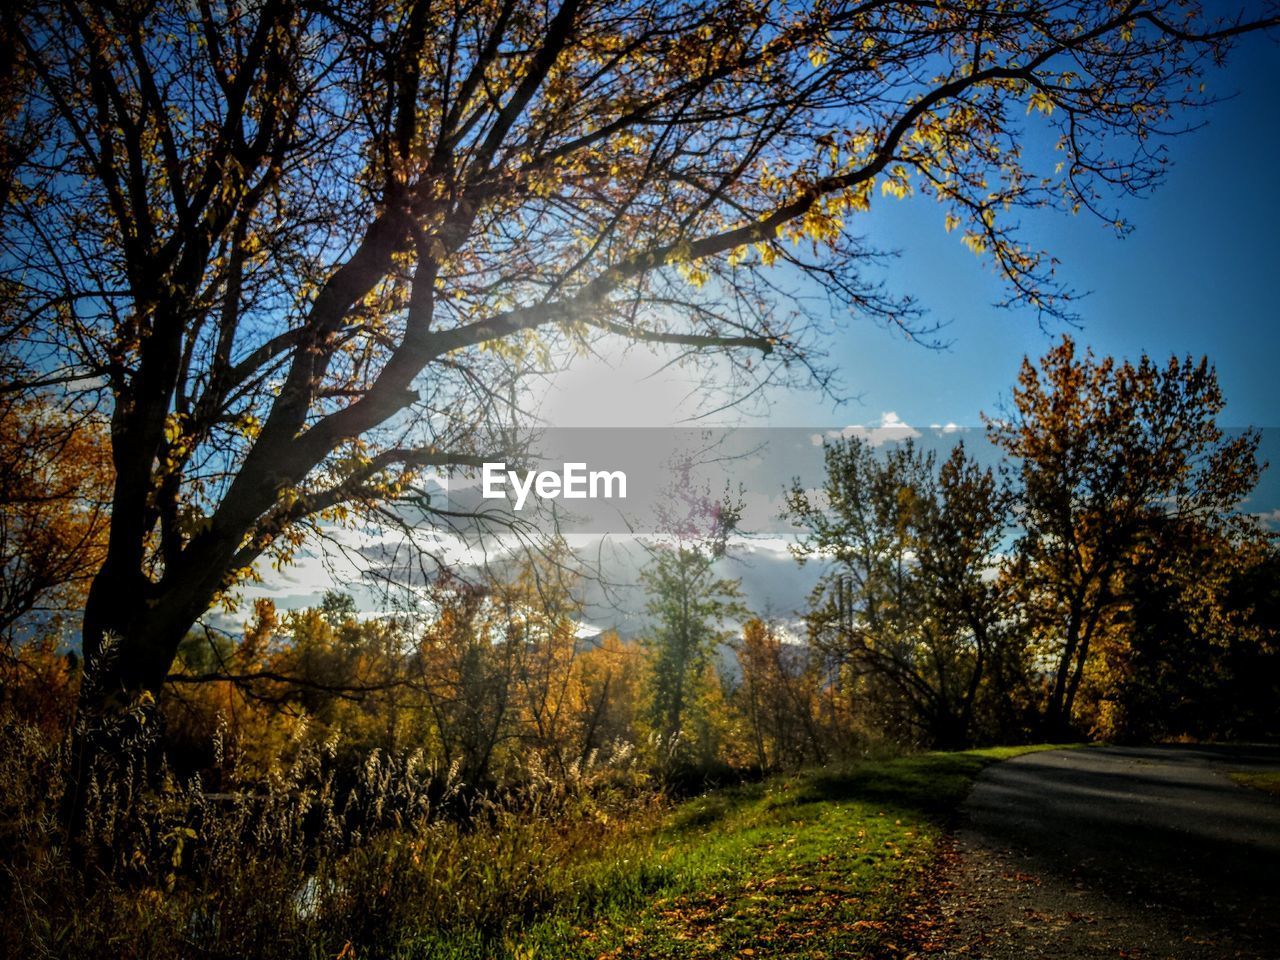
[793,746,1074,822]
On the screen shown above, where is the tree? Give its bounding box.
[160,559,602,791]
[917,444,1024,742]
[787,437,1009,748]
[2,0,1275,799]
[411,556,588,788]
[641,543,743,764]
[572,629,645,766]
[1080,522,1277,742]
[0,393,111,640]
[988,336,1263,737]
[733,616,829,769]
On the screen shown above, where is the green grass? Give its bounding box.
[1229,769,1280,798]
[401,745,1066,960]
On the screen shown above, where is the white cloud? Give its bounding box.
[728,534,802,558]
[1251,508,1280,529]
[818,411,922,448]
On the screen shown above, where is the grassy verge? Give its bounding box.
[1229,770,1280,798]
[406,745,1065,960]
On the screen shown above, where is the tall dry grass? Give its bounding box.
[0,684,664,960]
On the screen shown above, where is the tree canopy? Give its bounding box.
[787,438,1010,747]
[1,0,1276,722]
[988,336,1264,734]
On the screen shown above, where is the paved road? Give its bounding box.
[929,745,1280,959]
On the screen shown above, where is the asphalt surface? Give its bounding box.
[930,745,1280,959]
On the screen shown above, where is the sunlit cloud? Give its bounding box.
[1250,508,1280,530]
[810,411,921,448]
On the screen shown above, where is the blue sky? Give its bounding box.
[544,33,1280,432]
[243,32,1280,621]
[791,33,1280,430]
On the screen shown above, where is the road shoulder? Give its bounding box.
[897,746,1280,960]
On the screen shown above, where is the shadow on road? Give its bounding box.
[959,744,1280,957]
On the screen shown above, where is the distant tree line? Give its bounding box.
[3,337,1278,798]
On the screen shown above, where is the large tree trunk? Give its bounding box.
[1043,609,1082,739]
[62,556,217,853]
